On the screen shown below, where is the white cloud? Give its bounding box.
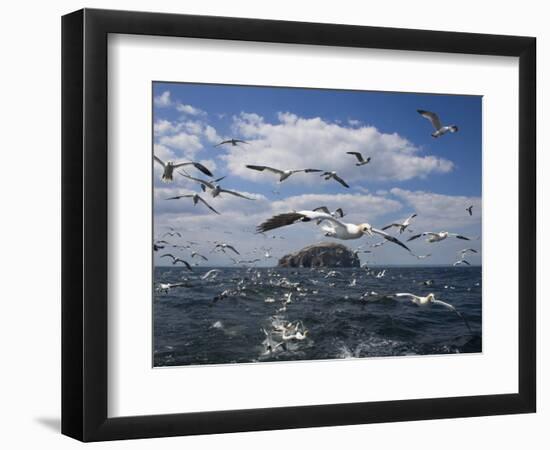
[158,133,203,158]
[222,112,454,185]
[176,103,206,117]
[153,90,172,107]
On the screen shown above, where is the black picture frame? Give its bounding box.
[62,8,536,442]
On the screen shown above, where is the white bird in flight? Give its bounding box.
[154,155,213,181]
[256,210,411,251]
[394,292,472,332]
[213,243,240,255]
[459,248,478,258]
[165,192,220,214]
[407,231,471,243]
[346,151,371,166]
[155,282,187,294]
[245,165,322,182]
[320,171,350,188]
[382,213,417,234]
[215,138,249,147]
[417,110,459,138]
[201,269,221,280]
[180,172,256,200]
[453,259,471,266]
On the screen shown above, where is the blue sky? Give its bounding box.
[153,82,482,267]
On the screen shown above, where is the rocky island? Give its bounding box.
[277,242,360,268]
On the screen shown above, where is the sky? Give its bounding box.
[152,82,482,267]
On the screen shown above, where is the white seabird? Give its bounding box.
[180,172,256,200]
[201,269,221,280]
[245,165,322,182]
[459,248,478,258]
[382,213,417,234]
[154,155,213,181]
[256,210,411,251]
[155,282,187,294]
[165,192,220,214]
[453,259,471,266]
[213,243,240,255]
[417,109,459,138]
[346,151,371,166]
[320,171,350,188]
[160,254,193,270]
[394,292,472,332]
[407,231,471,243]
[215,138,249,147]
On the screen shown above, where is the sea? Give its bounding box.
[153,266,482,367]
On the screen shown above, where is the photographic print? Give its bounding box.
[152,82,482,367]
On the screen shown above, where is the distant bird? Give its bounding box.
[201,269,221,280]
[215,139,249,147]
[353,248,372,257]
[161,231,182,238]
[245,165,322,182]
[382,213,417,234]
[155,282,187,294]
[408,231,470,243]
[370,241,386,248]
[466,205,474,216]
[453,259,471,266]
[179,172,256,200]
[160,254,192,270]
[394,292,472,332]
[459,248,478,258]
[263,248,273,259]
[414,254,432,260]
[376,269,386,279]
[153,155,212,181]
[417,110,459,138]
[165,192,220,214]
[346,151,371,166]
[191,251,208,261]
[256,210,411,251]
[213,243,240,255]
[320,171,350,188]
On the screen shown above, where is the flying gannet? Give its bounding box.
[155,282,188,294]
[153,155,213,181]
[417,110,459,138]
[394,292,472,332]
[382,213,417,234]
[213,243,240,255]
[160,254,193,270]
[215,138,249,147]
[407,231,470,243]
[165,192,220,214]
[320,171,350,188]
[346,151,371,166]
[245,165,322,182]
[179,172,256,200]
[256,210,411,251]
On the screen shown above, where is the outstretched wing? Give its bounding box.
[372,228,411,252]
[334,208,345,218]
[234,140,249,144]
[165,194,192,200]
[172,161,213,177]
[417,109,442,130]
[332,174,350,188]
[432,299,472,333]
[346,151,364,162]
[381,223,399,231]
[256,212,306,233]
[450,233,471,240]
[219,188,256,200]
[214,140,231,147]
[225,245,240,255]
[178,172,215,189]
[180,260,193,271]
[153,155,166,167]
[407,232,434,242]
[245,165,284,176]
[395,293,422,302]
[313,206,330,214]
[160,253,176,261]
[196,195,220,214]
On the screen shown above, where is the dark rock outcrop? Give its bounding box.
[277,242,360,268]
